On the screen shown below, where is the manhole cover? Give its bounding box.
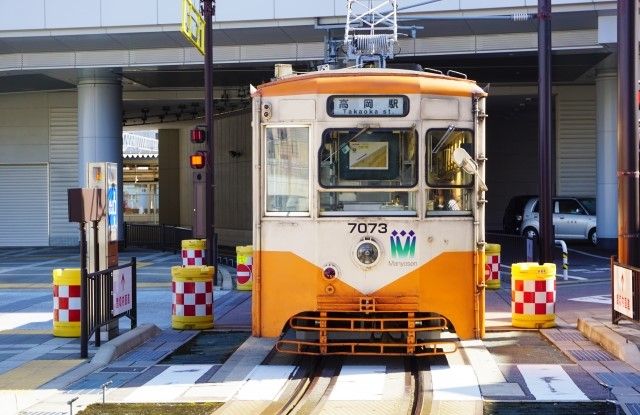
[100,366,147,373]
[545,332,586,342]
[568,350,615,361]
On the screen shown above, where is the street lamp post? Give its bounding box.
[537,0,554,264]
[202,0,216,268]
[617,0,640,267]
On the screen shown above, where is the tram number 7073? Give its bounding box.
[347,223,388,234]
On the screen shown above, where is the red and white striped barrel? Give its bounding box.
[484,243,500,289]
[53,283,81,323]
[512,279,555,315]
[182,249,206,266]
[181,239,207,266]
[172,280,213,318]
[511,262,556,329]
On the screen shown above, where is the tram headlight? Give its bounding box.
[354,240,380,266]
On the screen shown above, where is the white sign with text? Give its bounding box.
[112,266,133,316]
[613,264,634,319]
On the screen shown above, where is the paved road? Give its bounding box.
[0,247,178,286]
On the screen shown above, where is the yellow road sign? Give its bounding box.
[181,0,205,55]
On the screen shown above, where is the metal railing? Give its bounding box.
[81,258,137,358]
[123,223,192,252]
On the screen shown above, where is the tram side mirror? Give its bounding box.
[453,148,488,192]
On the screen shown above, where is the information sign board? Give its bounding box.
[181,0,205,55]
[613,264,634,319]
[112,266,133,316]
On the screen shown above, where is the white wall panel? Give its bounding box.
[460,0,525,10]
[0,165,49,247]
[22,52,75,69]
[45,0,100,29]
[216,0,275,21]
[556,86,597,197]
[101,0,158,26]
[49,107,78,246]
[0,0,45,30]
[275,0,334,19]
[0,93,49,164]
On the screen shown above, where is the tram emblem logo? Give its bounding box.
[390,230,416,259]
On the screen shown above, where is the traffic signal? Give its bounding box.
[190,151,207,169]
[190,128,206,144]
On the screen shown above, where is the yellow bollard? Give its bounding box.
[236,245,253,291]
[511,262,556,329]
[53,268,81,337]
[484,243,501,289]
[181,239,207,266]
[171,265,215,330]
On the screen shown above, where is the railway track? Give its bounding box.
[215,352,431,415]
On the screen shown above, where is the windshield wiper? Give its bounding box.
[432,124,457,154]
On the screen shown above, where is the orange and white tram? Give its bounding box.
[250,67,488,356]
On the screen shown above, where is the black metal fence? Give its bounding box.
[81,258,137,358]
[123,223,192,252]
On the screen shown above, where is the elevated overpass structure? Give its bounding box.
[0,0,622,247]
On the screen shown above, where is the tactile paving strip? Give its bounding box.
[568,350,615,361]
[116,349,168,362]
[595,372,640,387]
[100,366,147,373]
[545,331,587,342]
[626,403,640,415]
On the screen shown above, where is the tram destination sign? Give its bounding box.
[328,95,409,117]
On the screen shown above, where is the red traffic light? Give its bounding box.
[190,128,206,144]
[190,151,207,169]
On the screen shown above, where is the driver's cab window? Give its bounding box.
[318,128,418,216]
[425,127,474,216]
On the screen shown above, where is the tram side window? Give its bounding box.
[318,128,418,216]
[265,126,309,213]
[426,128,473,215]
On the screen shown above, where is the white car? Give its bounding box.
[520,197,597,245]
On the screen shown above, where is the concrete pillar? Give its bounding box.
[77,68,123,239]
[596,69,618,249]
[158,129,181,225]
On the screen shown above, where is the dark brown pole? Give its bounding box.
[538,0,554,264]
[617,0,640,267]
[203,0,216,267]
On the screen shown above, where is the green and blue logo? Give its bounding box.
[390,230,416,259]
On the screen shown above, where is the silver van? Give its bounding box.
[520,197,597,245]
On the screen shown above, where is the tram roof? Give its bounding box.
[255,68,487,98]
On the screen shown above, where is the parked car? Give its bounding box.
[502,195,537,234]
[520,196,597,245]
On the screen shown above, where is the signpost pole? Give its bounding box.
[617,0,640,267]
[203,0,216,269]
[537,0,554,264]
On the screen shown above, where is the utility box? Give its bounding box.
[67,188,103,223]
[86,162,119,271]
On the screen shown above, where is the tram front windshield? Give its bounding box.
[319,128,417,216]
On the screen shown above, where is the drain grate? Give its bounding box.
[100,366,147,373]
[627,403,640,415]
[595,372,640,387]
[568,350,615,361]
[546,332,586,342]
